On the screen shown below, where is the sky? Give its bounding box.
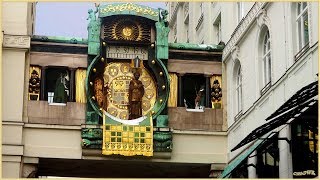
[35,2,166,38]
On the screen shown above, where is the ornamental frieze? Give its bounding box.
[3,35,30,49]
[100,3,158,17]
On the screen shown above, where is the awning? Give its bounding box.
[231,81,318,152]
[219,131,276,178]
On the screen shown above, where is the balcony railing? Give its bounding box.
[168,107,223,131]
[27,100,86,125]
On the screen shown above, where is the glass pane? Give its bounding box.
[302,2,307,10]
[297,2,301,14]
[297,18,302,50]
[303,12,309,45]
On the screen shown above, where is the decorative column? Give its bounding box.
[177,73,184,107]
[40,66,47,100]
[205,75,211,108]
[279,125,293,178]
[247,150,258,178]
[69,68,76,102]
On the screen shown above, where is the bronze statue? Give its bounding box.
[102,83,109,111]
[128,71,145,119]
[94,77,104,108]
[53,72,69,103]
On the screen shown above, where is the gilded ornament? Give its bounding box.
[152,110,155,114]
[100,3,158,17]
[159,99,163,103]
[151,60,155,64]
[93,68,97,72]
[122,27,132,37]
[103,42,106,46]
[159,72,163,76]
[92,96,96,100]
[90,82,93,86]
[162,85,166,90]
[150,43,155,48]
[101,57,105,62]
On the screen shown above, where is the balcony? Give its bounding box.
[27,100,86,125]
[168,107,223,131]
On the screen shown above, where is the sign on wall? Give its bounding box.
[106,46,148,60]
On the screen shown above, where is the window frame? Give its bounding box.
[296,2,309,51]
[261,30,271,90]
[235,65,242,115]
[237,2,244,23]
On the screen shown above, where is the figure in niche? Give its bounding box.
[211,79,222,109]
[29,70,41,100]
[195,85,205,109]
[128,71,145,119]
[53,71,69,103]
[94,77,104,108]
[102,76,109,111]
[29,70,41,94]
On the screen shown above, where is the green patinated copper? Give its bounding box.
[81,128,103,148]
[153,131,172,152]
[87,6,101,55]
[31,35,88,44]
[169,43,224,52]
[83,3,173,152]
[155,9,170,60]
[99,3,159,21]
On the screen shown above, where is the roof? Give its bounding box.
[231,80,318,152]
[31,35,88,45]
[169,43,224,52]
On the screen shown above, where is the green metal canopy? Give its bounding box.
[219,131,275,178]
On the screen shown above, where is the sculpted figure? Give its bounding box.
[94,77,104,107]
[29,70,41,94]
[53,72,69,103]
[195,86,205,109]
[128,72,145,119]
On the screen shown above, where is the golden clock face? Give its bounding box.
[122,27,132,38]
[103,16,151,42]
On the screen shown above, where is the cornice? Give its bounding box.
[222,2,268,61]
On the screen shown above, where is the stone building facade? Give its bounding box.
[167,2,318,178]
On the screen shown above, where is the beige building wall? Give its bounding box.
[2,2,227,178]
[2,2,34,178]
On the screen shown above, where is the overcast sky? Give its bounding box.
[35,2,166,38]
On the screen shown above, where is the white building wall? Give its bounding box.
[167,1,318,178]
[223,1,318,171]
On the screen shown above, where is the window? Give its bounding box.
[262,30,271,88]
[183,2,189,19]
[237,2,244,23]
[236,66,242,114]
[186,28,189,43]
[173,23,177,42]
[296,2,309,51]
[200,2,204,17]
[45,67,70,104]
[256,136,279,178]
[291,107,318,178]
[213,14,222,44]
[182,74,206,109]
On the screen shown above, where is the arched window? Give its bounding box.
[236,65,242,114]
[296,2,309,51]
[262,30,271,87]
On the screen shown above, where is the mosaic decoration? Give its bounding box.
[104,62,157,120]
[102,112,153,156]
